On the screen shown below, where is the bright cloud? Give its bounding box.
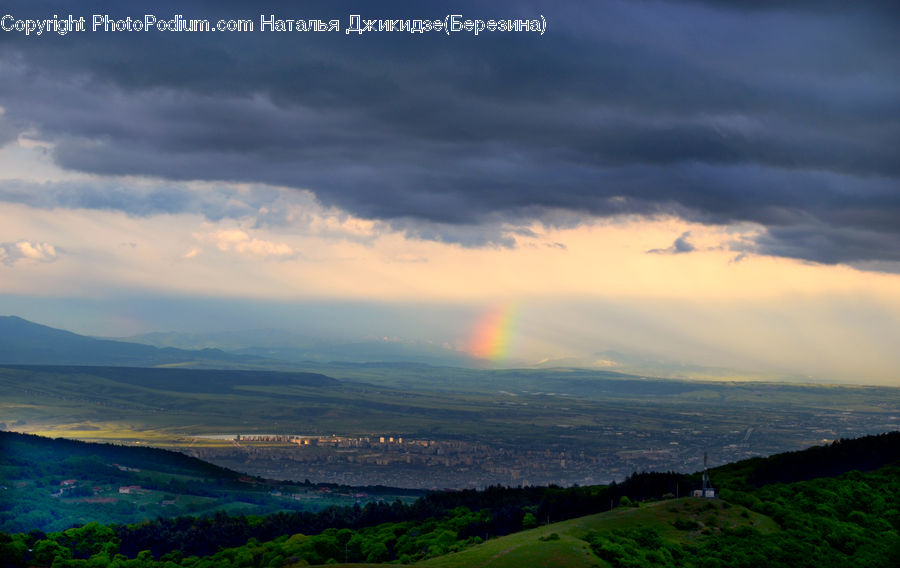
[0,240,58,266]
[1,197,899,383]
[210,229,295,258]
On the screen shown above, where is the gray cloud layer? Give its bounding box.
[1,0,898,264]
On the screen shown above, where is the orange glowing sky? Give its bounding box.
[1,150,899,384]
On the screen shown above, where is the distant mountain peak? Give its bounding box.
[0,315,274,368]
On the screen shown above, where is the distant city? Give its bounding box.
[181,406,896,489]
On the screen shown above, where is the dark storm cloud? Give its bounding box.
[756,225,900,266]
[0,178,246,220]
[0,112,23,147]
[648,231,695,255]
[0,0,898,264]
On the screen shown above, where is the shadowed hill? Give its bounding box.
[711,430,900,490]
[0,431,421,534]
[0,430,239,479]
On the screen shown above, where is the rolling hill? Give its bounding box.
[4,432,900,567]
[0,431,423,534]
[421,497,778,568]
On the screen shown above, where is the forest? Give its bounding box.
[1,432,899,567]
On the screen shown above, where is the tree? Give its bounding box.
[32,539,71,566]
[522,513,538,529]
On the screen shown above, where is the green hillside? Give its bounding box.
[0,432,422,533]
[422,498,776,568]
[2,432,899,567]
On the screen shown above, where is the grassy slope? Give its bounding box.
[417,497,776,568]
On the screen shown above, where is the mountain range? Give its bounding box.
[0,315,295,369]
[1,314,797,380]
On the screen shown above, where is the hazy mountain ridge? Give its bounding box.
[121,328,477,367]
[0,316,299,369]
[0,315,826,381]
[1,315,478,369]
[125,328,810,381]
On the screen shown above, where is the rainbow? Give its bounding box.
[467,304,517,363]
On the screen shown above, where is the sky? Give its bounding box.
[0,1,899,383]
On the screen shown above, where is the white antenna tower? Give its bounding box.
[701,452,710,493]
